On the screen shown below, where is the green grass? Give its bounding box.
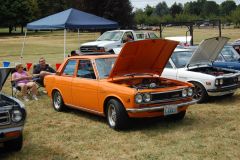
[1,28,240,159]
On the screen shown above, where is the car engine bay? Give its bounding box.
[112,77,180,90]
[189,66,235,76]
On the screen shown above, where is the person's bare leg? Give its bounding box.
[27,82,38,100]
[18,83,29,101]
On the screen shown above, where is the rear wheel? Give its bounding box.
[4,134,23,151]
[191,81,208,103]
[106,99,129,130]
[52,90,66,111]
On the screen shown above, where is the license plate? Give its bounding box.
[164,105,178,116]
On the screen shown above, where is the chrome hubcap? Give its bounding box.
[108,104,117,127]
[53,92,61,109]
[193,85,202,100]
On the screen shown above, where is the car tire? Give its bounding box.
[191,81,208,103]
[168,110,186,121]
[106,99,129,130]
[4,134,23,151]
[52,90,66,111]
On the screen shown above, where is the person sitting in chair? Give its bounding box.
[12,64,38,101]
[33,57,56,86]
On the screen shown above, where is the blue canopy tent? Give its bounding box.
[21,8,118,60]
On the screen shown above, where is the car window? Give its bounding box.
[95,58,117,79]
[165,61,173,68]
[171,51,193,68]
[216,55,224,62]
[136,33,144,40]
[97,31,123,41]
[149,32,158,39]
[122,32,134,42]
[221,46,240,62]
[77,60,96,79]
[62,60,77,76]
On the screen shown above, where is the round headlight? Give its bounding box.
[12,110,23,122]
[135,94,143,104]
[219,79,223,85]
[143,93,151,102]
[182,89,187,97]
[215,79,219,86]
[188,88,193,96]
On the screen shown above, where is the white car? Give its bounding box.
[162,37,240,103]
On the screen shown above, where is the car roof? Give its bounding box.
[67,54,118,60]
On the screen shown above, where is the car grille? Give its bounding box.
[223,77,237,86]
[80,46,97,53]
[0,111,10,125]
[151,90,183,103]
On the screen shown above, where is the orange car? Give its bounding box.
[44,39,196,130]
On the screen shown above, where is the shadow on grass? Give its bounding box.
[63,106,199,133]
[0,143,67,159]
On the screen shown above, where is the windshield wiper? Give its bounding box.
[124,73,156,77]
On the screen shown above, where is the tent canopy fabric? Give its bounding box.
[27,8,118,30]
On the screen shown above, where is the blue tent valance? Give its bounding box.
[27,8,118,30]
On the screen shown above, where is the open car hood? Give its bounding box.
[187,37,229,66]
[109,39,178,78]
[0,67,14,91]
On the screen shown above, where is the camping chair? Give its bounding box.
[10,68,31,97]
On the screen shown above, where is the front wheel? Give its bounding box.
[4,134,23,151]
[191,81,208,103]
[106,99,129,130]
[52,90,66,111]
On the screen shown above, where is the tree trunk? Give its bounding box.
[21,25,24,34]
[9,27,12,34]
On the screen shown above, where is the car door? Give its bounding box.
[55,59,77,105]
[71,59,100,112]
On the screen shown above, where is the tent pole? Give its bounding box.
[64,29,66,59]
[78,29,80,46]
[20,30,27,63]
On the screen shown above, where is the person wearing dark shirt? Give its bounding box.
[33,57,56,86]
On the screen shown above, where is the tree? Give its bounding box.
[231,7,240,26]
[155,1,169,16]
[170,2,183,17]
[184,0,206,16]
[0,0,37,33]
[202,1,219,17]
[145,5,154,16]
[220,0,237,16]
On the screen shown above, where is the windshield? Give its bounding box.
[171,51,193,68]
[97,31,123,41]
[95,58,117,78]
[220,46,240,62]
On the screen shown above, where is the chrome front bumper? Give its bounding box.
[207,84,238,96]
[126,100,198,113]
[0,126,23,142]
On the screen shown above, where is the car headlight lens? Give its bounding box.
[219,79,223,85]
[12,110,23,122]
[135,94,143,103]
[182,89,188,97]
[215,79,223,86]
[143,93,151,102]
[188,88,193,96]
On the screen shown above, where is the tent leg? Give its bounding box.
[64,29,66,59]
[20,30,27,63]
[78,29,80,46]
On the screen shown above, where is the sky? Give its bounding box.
[130,0,240,9]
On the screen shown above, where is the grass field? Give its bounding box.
[0,27,240,160]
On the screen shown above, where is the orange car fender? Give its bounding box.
[101,94,132,115]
